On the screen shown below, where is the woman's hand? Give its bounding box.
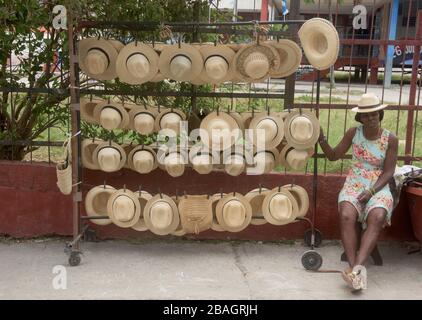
[357,190,372,204]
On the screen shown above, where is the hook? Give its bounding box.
[184,190,187,198]
[175,189,179,200]
[178,34,182,49]
[123,184,126,192]
[220,188,223,199]
[233,191,235,197]
[278,186,281,192]
[89,93,93,102]
[259,183,262,194]
[158,188,163,199]
[103,180,106,189]
[107,96,111,104]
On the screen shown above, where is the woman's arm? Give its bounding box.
[318,127,356,161]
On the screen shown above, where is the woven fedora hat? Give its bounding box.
[189,143,218,175]
[262,187,298,225]
[216,192,252,232]
[200,111,241,151]
[351,93,388,113]
[247,111,285,149]
[93,141,127,172]
[264,39,302,78]
[131,190,153,231]
[158,43,203,82]
[93,101,130,130]
[245,188,270,225]
[280,184,309,218]
[78,38,123,80]
[128,145,158,174]
[210,193,226,231]
[284,109,320,150]
[107,189,141,228]
[80,98,103,124]
[279,144,314,170]
[128,106,158,135]
[143,194,180,235]
[233,43,280,82]
[155,108,186,135]
[298,17,339,70]
[85,185,115,226]
[116,42,159,84]
[252,148,279,174]
[199,44,236,84]
[81,139,103,170]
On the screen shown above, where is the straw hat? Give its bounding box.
[127,145,158,174]
[80,98,103,124]
[116,42,159,84]
[252,149,279,174]
[351,93,388,113]
[247,112,285,149]
[233,43,280,82]
[78,38,123,80]
[284,110,320,150]
[199,44,236,84]
[157,150,187,178]
[223,152,246,177]
[81,139,103,170]
[178,195,213,234]
[122,144,135,169]
[298,18,339,70]
[245,188,270,225]
[93,101,130,130]
[170,195,187,236]
[155,108,186,135]
[85,185,115,226]
[229,111,245,133]
[107,189,141,228]
[200,111,241,151]
[128,106,158,135]
[280,184,309,218]
[264,40,302,78]
[92,141,127,172]
[215,192,252,232]
[143,194,180,235]
[150,43,167,82]
[262,188,298,225]
[189,143,218,175]
[210,193,226,231]
[279,144,314,170]
[158,44,203,82]
[131,190,153,231]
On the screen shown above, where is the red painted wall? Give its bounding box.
[0,161,415,241]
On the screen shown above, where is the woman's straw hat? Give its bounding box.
[93,141,127,172]
[279,144,314,170]
[81,139,103,170]
[143,194,180,235]
[80,98,103,124]
[244,188,270,225]
[264,40,302,78]
[155,108,186,135]
[78,38,123,80]
[200,111,241,151]
[199,44,236,84]
[127,145,158,174]
[280,184,309,218]
[158,44,203,82]
[85,185,115,226]
[107,188,141,228]
[215,192,252,232]
[178,195,213,234]
[116,42,159,84]
[189,143,218,175]
[93,101,129,130]
[262,187,298,225]
[252,148,279,174]
[298,18,339,70]
[351,93,388,113]
[284,109,320,150]
[131,190,153,231]
[128,106,158,135]
[247,112,285,149]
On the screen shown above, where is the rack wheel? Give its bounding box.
[304,228,322,247]
[301,250,323,271]
[69,252,81,267]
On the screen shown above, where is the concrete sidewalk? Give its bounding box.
[0,238,421,300]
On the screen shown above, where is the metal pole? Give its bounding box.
[233,0,238,22]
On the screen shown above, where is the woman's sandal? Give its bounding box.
[341,265,367,291]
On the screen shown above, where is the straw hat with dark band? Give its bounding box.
[284,109,320,150]
[351,93,388,113]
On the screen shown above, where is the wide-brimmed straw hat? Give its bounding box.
[93,141,127,172]
[178,195,213,234]
[78,38,123,80]
[245,188,270,225]
[116,42,159,84]
[155,108,186,135]
[351,93,388,113]
[80,98,103,124]
[284,109,320,150]
[279,144,314,170]
[247,112,285,149]
[262,187,299,225]
[158,44,203,82]
[150,43,167,82]
[143,194,180,235]
[233,43,280,82]
[264,40,302,78]
[210,193,226,231]
[157,149,188,178]
[215,192,252,232]
[298,18,339,70]
[81,139,103,170]
[131,190,153,231]
[199,44,236,84]
[169,194,187,236]
[189,143,218,175]
[93,101,130,130]
[223,152,246,177]
[128,106,158,135]
[107,189,141,228]
[280,184,309,218]
[127,145,158,174]
[251,148,279,174]
[200,111,242,151]
[85,185,115,226]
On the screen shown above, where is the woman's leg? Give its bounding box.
[355,208,387,266]
[339,201,360,267]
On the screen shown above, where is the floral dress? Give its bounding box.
[338,125,394,229]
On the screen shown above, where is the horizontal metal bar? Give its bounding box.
[80,216,109,220]
[294,103,422,111]
[340,39,422,46]
[0,87,69,95]
[0,140,65,146]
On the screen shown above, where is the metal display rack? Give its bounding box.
[65,18,324,270]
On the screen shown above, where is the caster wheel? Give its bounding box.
[301,250,323,271]
[69,252,81,267]
[304,228,322,247]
